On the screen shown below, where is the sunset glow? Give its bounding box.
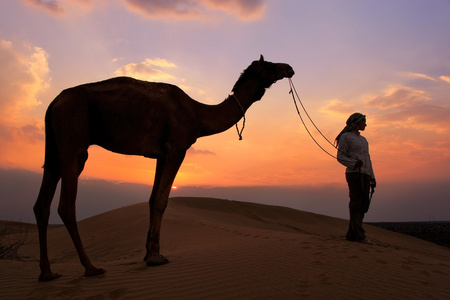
[0,0,449,190]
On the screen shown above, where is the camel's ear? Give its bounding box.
[259,55,264,62]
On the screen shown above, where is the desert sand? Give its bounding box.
[1,197,449,299]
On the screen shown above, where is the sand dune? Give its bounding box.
[1,197,450,299]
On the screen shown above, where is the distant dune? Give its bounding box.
[1,197,450,299]
[370,221,450,248]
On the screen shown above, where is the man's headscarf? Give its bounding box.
[335,112,366,146]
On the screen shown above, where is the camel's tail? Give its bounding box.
[42,101,59,172]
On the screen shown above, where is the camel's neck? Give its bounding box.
[195,80,263,138]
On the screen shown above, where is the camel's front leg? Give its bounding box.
[145,151,185,266]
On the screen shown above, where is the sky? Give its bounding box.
[0,0,449,222]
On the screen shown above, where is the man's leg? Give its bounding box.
[346,173,366,241]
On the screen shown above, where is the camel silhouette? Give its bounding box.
[33,55,294,281]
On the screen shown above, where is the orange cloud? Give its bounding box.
[407,72,436,81]
[202,0,267,21]
[114,58,177,82]
[366,85,431,110]
[320,99,355,116]
[372,104,450,134]
[440,75,450,84]
[0,40,50,123]
[124,0,204,19]
[364,84,449,134]
[0,40,50,169]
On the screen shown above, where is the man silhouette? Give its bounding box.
[336,113,376,244]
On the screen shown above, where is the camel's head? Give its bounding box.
[232,55,295,100]
[252,55,295,88]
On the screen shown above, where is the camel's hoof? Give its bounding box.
[38,272,62,281]
[146,255,169,266]
[85,267,106,277]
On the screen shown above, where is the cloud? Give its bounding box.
[114,58,177,81]
[24,0,99,17]
[122,0,266,20]
[113,58,206,102]
[0,40,50,123]
[373,104,450,134]
[407,72,436,81]
[124,0,204,19]
[187,147,216,155]
[320,99,355,116]
[0,40,49,169]
[0,121,44,144]
[440,75,450,84]
[25,0,65,16]
[362,83,450,136]
[366,85,431,110]
[24,0,267,20]
[202,0,267,20]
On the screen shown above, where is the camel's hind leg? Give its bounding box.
[33,167,61,281]
[57,150,105,277]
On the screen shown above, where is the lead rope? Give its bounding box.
[231,94,246,140]
[288,78,339,159]
[288,78,357,164]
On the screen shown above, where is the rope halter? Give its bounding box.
[231,94,246,140]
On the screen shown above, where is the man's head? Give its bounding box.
[335,112,367,145]
[346,112,366,131]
